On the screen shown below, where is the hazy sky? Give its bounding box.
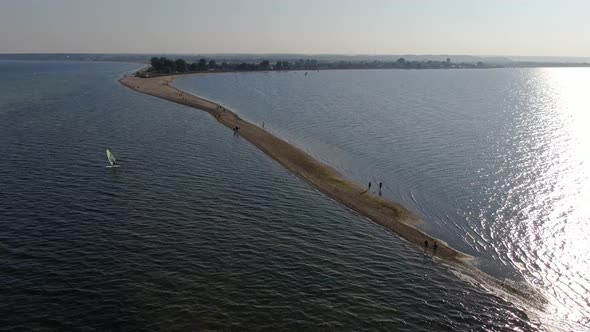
[1,0,589,56]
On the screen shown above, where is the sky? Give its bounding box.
[1,0,589,56]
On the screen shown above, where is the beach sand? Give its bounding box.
[119,73,545,307]
[120,73,468,262]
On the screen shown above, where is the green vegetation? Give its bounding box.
[198,58,207,71]
[175,59,188,72]
[147,56,493,75]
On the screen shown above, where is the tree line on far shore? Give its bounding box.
[147,56,489,75]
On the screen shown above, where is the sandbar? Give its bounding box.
[119,72,544,307]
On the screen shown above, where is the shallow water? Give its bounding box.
[175,68,590,330]
[0,61,545,330]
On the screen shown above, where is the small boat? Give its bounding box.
[106,149,120,168]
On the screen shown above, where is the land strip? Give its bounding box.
[119,72,543,307]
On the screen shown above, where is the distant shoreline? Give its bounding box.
[2,53,590,69]
[119,71,545,308]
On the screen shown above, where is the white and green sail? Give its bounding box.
[106,149,116,166]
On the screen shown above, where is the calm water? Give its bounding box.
[0,61,565,331]
[175,68,590,330]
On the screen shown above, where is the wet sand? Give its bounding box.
[119,73,544,307]
[120,73,469,263]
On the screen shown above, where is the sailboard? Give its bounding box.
[106,149,120,168]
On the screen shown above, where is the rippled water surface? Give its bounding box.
[175,68,590,330]
[0,61,570,331]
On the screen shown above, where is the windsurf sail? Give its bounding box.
[106,149,116,166]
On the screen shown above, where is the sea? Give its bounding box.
[1,60,588,331]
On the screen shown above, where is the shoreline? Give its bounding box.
[120,73,469,263]
[118,72,544,307]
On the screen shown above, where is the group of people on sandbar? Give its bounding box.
[364,181,384,196]
[233,126,241,135]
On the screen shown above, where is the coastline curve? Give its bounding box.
[118,72,545,311]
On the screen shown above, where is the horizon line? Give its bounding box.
[1,52,590,59]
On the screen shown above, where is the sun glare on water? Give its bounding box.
[508,68,590,328]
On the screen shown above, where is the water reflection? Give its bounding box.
[175,68,590,330]
[487,68,590,328]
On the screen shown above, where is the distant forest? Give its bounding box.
[146,56,489,75]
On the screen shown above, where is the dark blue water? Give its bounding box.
[175,69,590,330]
[1,61,542,331]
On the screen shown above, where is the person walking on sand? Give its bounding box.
[379,182,382,196]
[424,240,428,252]
[368,182,372,191]
[433,241,438,256]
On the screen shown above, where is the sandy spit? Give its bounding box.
[119,73,470,261]
[118,73,545,309]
